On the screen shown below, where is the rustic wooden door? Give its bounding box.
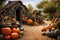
[16,8,20,21]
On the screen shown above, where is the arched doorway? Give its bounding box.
[16,8,20,21]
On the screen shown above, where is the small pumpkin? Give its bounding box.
[41,28,46,32]
[22,16,26,21]
[16,28,20,33]
[56,20,60,27]
[54,29,60,36]
[34,22,39,26]
[12,18,17,22]
[51,28,55,31]
[12,28,20,33]
[11,33,18,39]
[46,31,54,37]
[5,35,11,40]
[12,28,17,33]
[51,23,57,28]
[1,27,11,35]
[26,19,33,25]
[45,24,52,29]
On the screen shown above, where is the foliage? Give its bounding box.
[36,1,48,8]
[36,0,58,9]
[36,0,58,20]
[26,4,34,19]
[43,6,57,14]
[0,0,6,8]
[27,4,33,13]
[26,13,32,19]
[58,0,60,13]
[33,10,38,13]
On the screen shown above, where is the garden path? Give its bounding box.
[18,21,52,40]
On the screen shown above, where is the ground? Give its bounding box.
[17,21,52,40]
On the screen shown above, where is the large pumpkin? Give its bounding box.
[1,27,11,35]
[5,35,11,40]
[26,19,33,25]
[11,33,18,39]
[34,22,39,26]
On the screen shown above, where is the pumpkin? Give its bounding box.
[45,24,53,29]
[51,23,57,28]
[12,18,16,22]
[57,20,60,27]
[22,15,27,20]
[25,17,27,21]
[1,27,11,35]
[34,22,39,26]
[45,26,49,30]
[12,28,17,33]
[16,28,20,33]
[26,19,33,25]
[5,35,11,40]
[30,22,34,26]
[54,29,60,36]
[41,28,46,32]
[51,28,55,31]
[22,15,27,21]
[11,33,18,39]
[49,25,53,29]
[22,16,25,21]
[12,28,20,33]
[46,31,54,37]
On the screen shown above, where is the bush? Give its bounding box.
[43,6,57,15]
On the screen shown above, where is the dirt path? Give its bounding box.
[17,21,52,40]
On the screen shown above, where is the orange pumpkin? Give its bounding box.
[1,27,11,35]
[27,19,33,25]
[41,28,46,32]
[12,28,20,33]
[5,35,11,40]
[34,22,39,26]
[51,27,55,31]
[45,26,49,30]
[12,28,17,33]
[22,17,25,21]
[12,18,16,22]
[51,23,57,28]
[11,33,18,39]
[56,20,60,26]
[16,28,20,33]
[45,24,52,29]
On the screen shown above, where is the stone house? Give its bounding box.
[0,1,27,22]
